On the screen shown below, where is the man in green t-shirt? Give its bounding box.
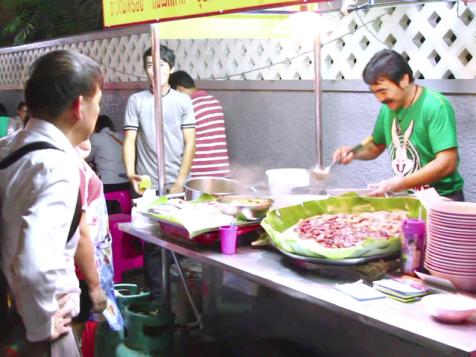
[332,49,464,201]
[0,103,10,138]
[0,116,11,138]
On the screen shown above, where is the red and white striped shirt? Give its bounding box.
[190,90,231,177]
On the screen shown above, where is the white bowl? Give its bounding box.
[426,269,476,291]
[421,294,476,323]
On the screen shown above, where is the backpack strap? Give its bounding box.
[0,141,82,241]
[67,190,82,243]
[0,142,59,169]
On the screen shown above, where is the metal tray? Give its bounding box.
[275,245,400,266]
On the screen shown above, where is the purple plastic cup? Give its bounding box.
[219,225,238,255]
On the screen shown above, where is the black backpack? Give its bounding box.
[0,142,82,337]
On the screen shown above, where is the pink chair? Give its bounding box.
[105,190,132,215]
[109,213,143,283]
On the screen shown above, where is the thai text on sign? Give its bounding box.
[103,0,321,27]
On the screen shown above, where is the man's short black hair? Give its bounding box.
[143,45,175,69]
[363,49,414,86]
[95,114,115,133]
[25,50,103,120]
[169,70,195,90]
[17,101,26,111]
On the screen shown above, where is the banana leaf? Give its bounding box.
[261,194,425,259]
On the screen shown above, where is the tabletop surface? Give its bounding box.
[119,222,476,357]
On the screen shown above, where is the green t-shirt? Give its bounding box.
[0,116,10,137]
[372,87,463,197]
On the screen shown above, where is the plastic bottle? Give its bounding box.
[401,219,426,275]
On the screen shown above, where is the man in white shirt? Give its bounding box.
[0,50,103,356]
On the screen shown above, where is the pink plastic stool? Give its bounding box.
[105,190,132,215]
[109,213,143,283]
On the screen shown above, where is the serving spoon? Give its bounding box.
[311,136,374,181]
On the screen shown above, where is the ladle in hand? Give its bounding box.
[311,136,374,180]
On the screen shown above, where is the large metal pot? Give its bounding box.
[183,177,246,201]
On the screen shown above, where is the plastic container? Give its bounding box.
[265,168,310,196]
[401,219,426,275]
[220,225,238,255]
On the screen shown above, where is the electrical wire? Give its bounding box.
[77,0,462,81]
[203,13,388,80]
[354,9,389,48]
[76,13,388,81]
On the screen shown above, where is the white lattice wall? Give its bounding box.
[0,1,475,88]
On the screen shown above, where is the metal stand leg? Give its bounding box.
[161,248,171,312]
[171,252,203,330]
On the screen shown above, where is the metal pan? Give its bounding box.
[274,245,400,266]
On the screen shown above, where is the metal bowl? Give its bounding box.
[217,195,274,220]
[184,177,246,201]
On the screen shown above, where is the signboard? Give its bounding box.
[103,0,322,27]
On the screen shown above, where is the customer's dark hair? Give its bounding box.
[143,45,175,69]
[0,103,7,116]
[95,114,115,133]
[169,70,195,90]
[25,50,103,120]
[17,101,26,111]
[362,49,414,86]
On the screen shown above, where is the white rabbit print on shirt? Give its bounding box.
[389,118,421,177]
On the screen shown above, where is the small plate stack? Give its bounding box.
[424,201,476,292]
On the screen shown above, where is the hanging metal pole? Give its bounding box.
[151,24,167,197]
[151,24,170,311]
[313,32,323,168]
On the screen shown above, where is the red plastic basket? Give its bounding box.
[159,221,261,245]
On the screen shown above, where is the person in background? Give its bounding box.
[0,50,103,356]
[332,49,464,201]
[123,45,195,300]
[74,140,123,335]
[169,70,231,178]
[88,114,130,193]
[123,46,196,195]
[0,103,10,137]
[10,101,28,131]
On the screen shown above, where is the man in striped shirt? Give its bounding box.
[169,71,231,177]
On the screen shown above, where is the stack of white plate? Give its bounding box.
[424,201,476,292]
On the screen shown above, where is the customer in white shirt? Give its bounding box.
[88,114,130,193]
[0,50,103,356]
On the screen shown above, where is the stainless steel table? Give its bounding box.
[119,222,476,357]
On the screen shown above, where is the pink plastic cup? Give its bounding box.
[219,225,238,255]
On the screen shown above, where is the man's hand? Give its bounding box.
[368,176,405,197]
[129,174,144,195]
[49,294,74,341]
[332,146,355,165]
[88,284,107,313]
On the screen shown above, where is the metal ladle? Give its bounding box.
[311,136,374,181]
